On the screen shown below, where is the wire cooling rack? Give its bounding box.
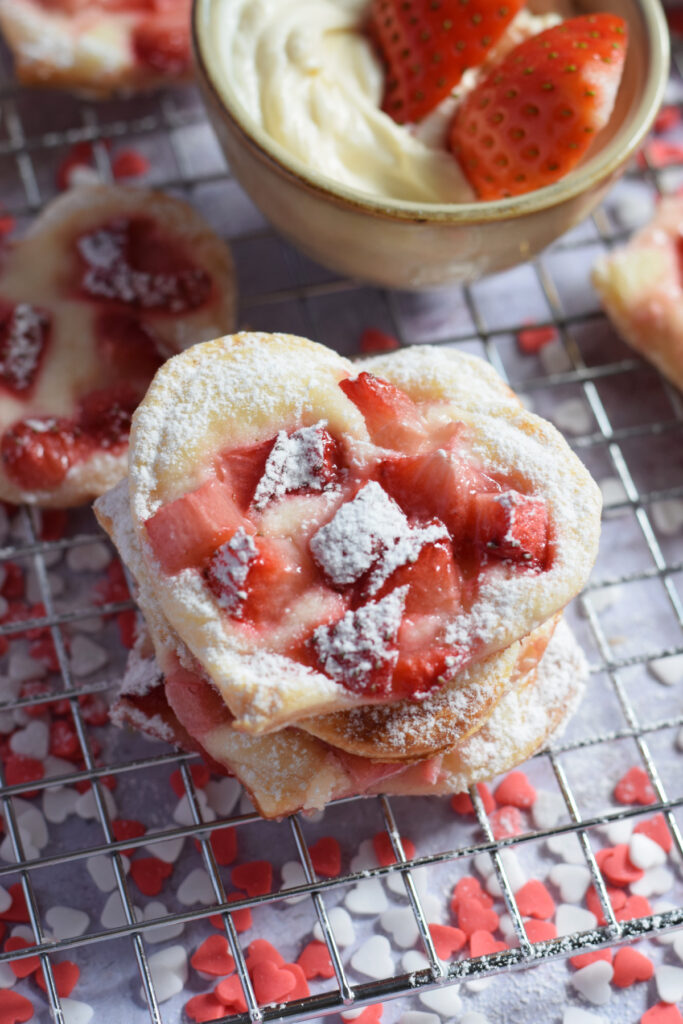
[0,19,681,1024]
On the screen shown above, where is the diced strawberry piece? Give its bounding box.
[251,424,341,510]
[96,311,165,384]
[372,539,462,615]
[369,0,524,124]
[450,14,629,199]
[391,643,455,700]
[240,538,308,626]
[77,384,139,450]
[218,438,276,511]
[0,301,51,398]
[132,6,192,76]
[359,327,399,353]
[473,490,548,566]
[1,563,24,600]
[339,372,428,452]
[145,477,245,576]
[1,416,79,492]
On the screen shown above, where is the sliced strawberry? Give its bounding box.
[241,538,307,626]
[77,384,139,450]
[450,14,628,199]
[372,538,462,615]
[145,477,245,575]
[132,4,192,76]
[473,490,548,565]
[1,417,79,491]
[339,372,427,452]
[96,311,165,384]
[369,0,524,124]
[0,301,51,398]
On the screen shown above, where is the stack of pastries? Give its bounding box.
[96,332,601,818]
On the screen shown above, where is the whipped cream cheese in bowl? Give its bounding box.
[194,0,668,289]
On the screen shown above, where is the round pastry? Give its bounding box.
[0,0,192,97]
[0,185,236,507]
[126,332,601,735]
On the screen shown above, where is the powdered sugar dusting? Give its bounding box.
[366,519,449,595]
[312,587,407,689]
[310,480,410,586]
[252,422,334,510]
[204,528,257,614]
[0,302,49,394]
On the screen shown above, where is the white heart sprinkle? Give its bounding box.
[314,906,355,948]
[144,838,184,865]
[75,786,116,821]
[100,892,137,929]
[465,977,493,993]
[205,777,242,816]
[552,398,593,435]
[546,834,586,865]
[8,651,47,682]
[599,477,627,509]
[402,950,429,973]
[540,339,571,374]
[280,861,307,904]
[16,805,48,851]
[141,900,185,944]
[418,985,462,1017]
[238,792,255,815]
[532,790,565,830]
[43,756,76,779]
[498,913,517,944]
[350,839,377,873]
[43,786,79,824]
[148,944,188,982]
[173,792,215,827]
[651,498,683,536]
[380,906,419,949]
[142,967,183,1004]
[656,964,683,1003]
[549,863,591,904]
[601,817,633,845]
[61,998,95,1024]
[649,653,683,686]
[177,868,214,907]
[630,866,674,898]
[0,962,15,989]
[461,1014,489,1024]
[563,1009,608,1024]
[345,877,388,916]
[556,904,598,936]
[629,833,667,870]
[473,852,495,878]
[66,542,111,574]
[11,926,33,944]
[570,960,614,1005]
[87,854,129,893]
[46,905,90,939]
[70,636,108,677]
[398,1012,439,1024]
[652,901,680,945]
[0,886,11,915]
[350,935,393,979]
[673,931,683,962]
[0,832,37,862]
[485,850,526,896]
[9,720,48,760]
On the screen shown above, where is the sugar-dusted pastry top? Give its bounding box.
[0,0,193,97]
[0,185,236,507]
[593,195,683,393]
[125,333,601,734]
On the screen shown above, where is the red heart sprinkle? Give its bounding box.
[586,885,626,925]
[634,814,673,852]
[469,930,507,957]
[231,860,272,898]
[0,990,34,1024]
[616,895,652,923]
[570,948,613,970]
[0,884,29,923]
[210,827,238,867]
[372,832,416,866]
[251,960,296,1005]
[428,923,466,959]
[457,897,500,937]
[169,763,211,799]
[450,876,494,914]
[284,962,309,1000]
[614,767,656,806]
[185,992,229,1023]
[641,1004,683,1024]
[494,771,537,810]
[516,880,555,920]
[297,940,335,980]
[112,150,150,181]
[4,754,44,791]
[211,895,253,934]
[359,328,399,354]
[612,946,654,987]
[489,806,524,839]
[111,818,146,856]
[36,960,80,997]
[596,844,644,888]
[130,857,172,897]
[524,920,557,943]
[246,939,285,969]
[309,836,341,878]
[214,975,247,1014]
[191,935,236,977]
[450,783,495,816]
[4,937,38,978]
[517,325,557,355]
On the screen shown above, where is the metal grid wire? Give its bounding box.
[0,21,680,1024]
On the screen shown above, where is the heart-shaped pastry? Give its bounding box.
[0,0,193,97]
[0,185,235,507]
[123,333,599,733]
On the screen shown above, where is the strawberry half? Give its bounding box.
[449,13,628,199]
[369,0,524,124]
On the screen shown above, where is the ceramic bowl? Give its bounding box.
[193,0,669,291]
